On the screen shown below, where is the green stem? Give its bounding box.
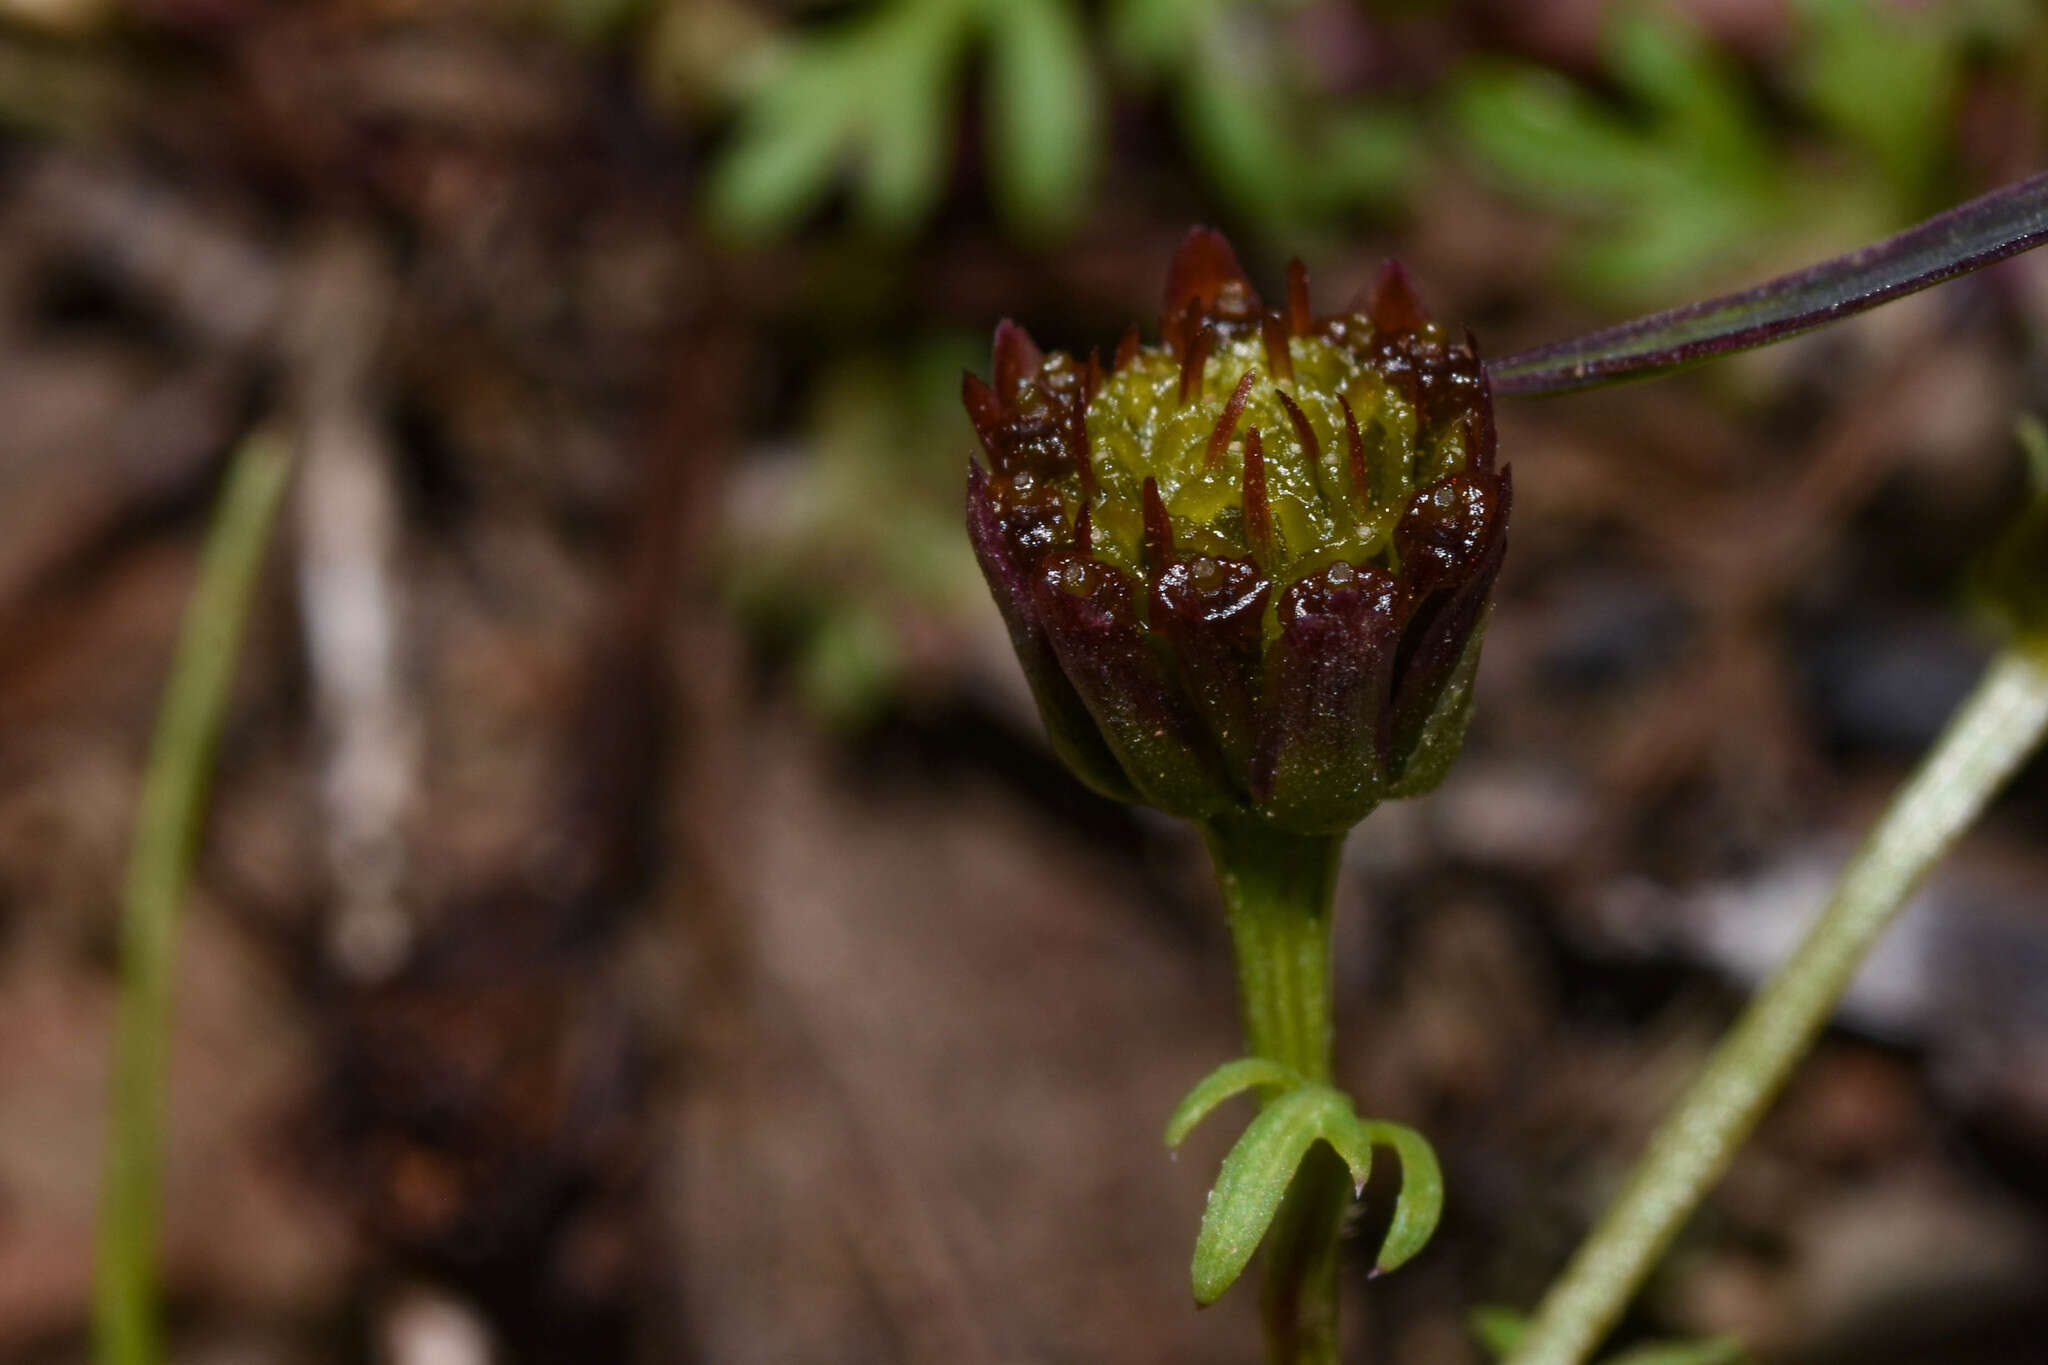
[1205,822,1346,1365]
[94,433,293,1365]
[1509,646,2048,1365]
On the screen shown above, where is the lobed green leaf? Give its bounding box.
[1163,1057,1301,1149]
[1190,1085,1370,1305]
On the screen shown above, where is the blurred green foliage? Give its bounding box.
[662,0,2048,285]
[1452,0,2040,302]
[703,0,1085,238]
[694,0,1415,243]
[725,336,988,728]
[1973,415,2048,653]
[1109,0,1416,236]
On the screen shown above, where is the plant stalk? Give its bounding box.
[1508,645,2048,1365]
[94,433,293,1365]
[1205,822,1347,1365]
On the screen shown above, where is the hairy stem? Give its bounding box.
[1205,822,1347,1365]
[1509,646,2048,1365]
[94,433,293,1365]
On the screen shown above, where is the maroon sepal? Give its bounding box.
[1374,328,1485,436]
[1033,553,1235,819]
[962,371,1007,457]
[1162,227,1264,355]
[1152,555,1271,787]
[966,464,1135,802]
[1387,468,1512,771]
[961,370,1079,482]
[1365,260,1428,335]
[992,318,1044,401]
[1250,562,1404,833]
[1461,361,1498,475]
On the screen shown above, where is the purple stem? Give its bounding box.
[1487,170,2048,397]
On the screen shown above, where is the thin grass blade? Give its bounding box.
[94,430,294,1365]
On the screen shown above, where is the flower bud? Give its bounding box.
[966,229,1510,833]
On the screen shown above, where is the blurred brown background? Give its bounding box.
[2,0,2047,1362]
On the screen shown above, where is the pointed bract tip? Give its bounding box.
[1114,324,1141,372]
[1206,368,1257,470]
[1339,395,1369,512]
[962,370,1004,450]
[1164,226,1257,323]
[1367,260,1428,335]
[1142,477,1174,570]
[1260,310,1294,384]
[1070,401,1097,496]
[1276,389,1320,468]
[1179,321,1217,405]
[1286,260,1312,336]
[992,318,1044,400]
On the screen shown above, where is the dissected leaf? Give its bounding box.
[857,0,976,231]
[705,0,976,240]
[1795,0,1954,194]
[1459,0,2011,312]
[706,80,852,239]
[984,0,1100,236]
[1450,16,1786,302]
[707,0,1424,241]
[858,61,956,230]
